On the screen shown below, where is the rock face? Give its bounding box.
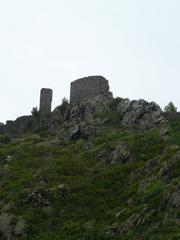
[39,88,53,115]
[50,94,113,130]
[70,94,112,120]
[51,96,167,131]
[117,99,166,127]
[58,123,98,142]
[0,213,25,238]
[111,142,133,164]
[70,76,113,104]
[96,141,133,165]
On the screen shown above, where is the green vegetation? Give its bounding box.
[0,134,11,144]
[57,97,69,115]
[31,107,39,118]
[107,97,123,112]
[0,113,179,239]
[164,101,177,112]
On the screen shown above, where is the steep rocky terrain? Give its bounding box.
[0,97,179,239]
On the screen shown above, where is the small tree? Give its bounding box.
[57,97,69,114]
[31,107,39,118]
[164,102,177,112]
[108,97,123,112]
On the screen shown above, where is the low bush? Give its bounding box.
[0,135,11,144]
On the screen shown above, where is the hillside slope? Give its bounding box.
[0,106,179,239]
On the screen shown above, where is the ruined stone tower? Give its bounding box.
[39,88,53,115]
[70,76,112,104]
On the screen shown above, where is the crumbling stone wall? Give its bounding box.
[70,76,112,104]
[39,88,53,115]
[0,116,33,135]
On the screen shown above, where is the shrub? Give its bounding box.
[143,181,165,210]
[57,97,69,115]
[108,97,123,112]
[31,107,39,118]
[0,135,11,144]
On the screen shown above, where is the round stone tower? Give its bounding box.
[39,88,53,115]
[70,76,112,104]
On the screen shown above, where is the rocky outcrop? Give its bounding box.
[0,213,25,239]
[111,142,133,164]
[25,188,51,208]
[58,122,98,142]
[96,141,133,165]
[0,77,171,136]
[117,99,166,127]
[50,97,167,134]
[50,94,112,130]
[70,94,112,120]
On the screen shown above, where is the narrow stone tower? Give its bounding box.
[39,88,53,115]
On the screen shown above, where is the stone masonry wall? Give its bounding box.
[70,76,112,104]
[39,88,53,115]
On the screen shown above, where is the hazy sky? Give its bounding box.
[0,0,180,123]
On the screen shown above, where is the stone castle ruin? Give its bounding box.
[70,76,112,104]
[39,88,53,115]
[0,75,167,135]
[39,76,112,116]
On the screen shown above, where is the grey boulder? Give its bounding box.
[117,99,166,127]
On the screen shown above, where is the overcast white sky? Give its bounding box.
[0,0,180,123]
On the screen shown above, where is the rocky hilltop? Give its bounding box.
[0,75,167,135]
[0,76,179,239]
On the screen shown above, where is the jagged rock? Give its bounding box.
[138,175,158,193]
[107,213,142,236]
[58,123,98,142]
[159,151,180,181]
[106,222,120,236]
[164,112,180,122]
[14,217,25,236]
[25,190,50,208]
[115,209,126,218]
[0,164,10,177]
[50,89,112,129]
[69,94,112,120]
[117,99,166,127]
[160,125,170,140]
[96,141,133,165]
[1,203,14,213]
[0,213,13,239]
[50,105,70,130]
[0,213,25,239]
[168,190,180,208]
[48,139,60,145]
[122,213,142,232]
[58,184,65,190]
[111,142,133,164]
[58,184,69,197]
[5,155,12,162]
[58,125,80,142]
